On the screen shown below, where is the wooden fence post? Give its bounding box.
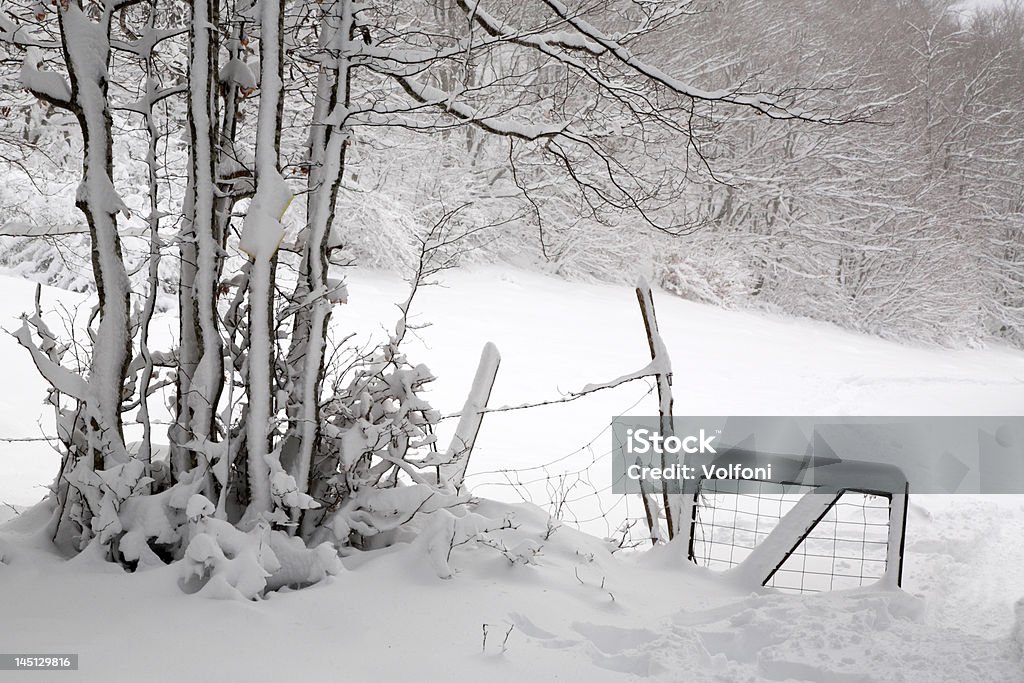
[635,279,685,542]
[440,342,501,492]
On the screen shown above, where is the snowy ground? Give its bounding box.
[1,267,1023,681]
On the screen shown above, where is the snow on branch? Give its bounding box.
[455,0,605,56]
[219,58,257,90]
[0,14,61,50]
[119,85,188,116]
[239,168,292,259]
[20,47,72,109]
[459,0,859,124]
[11,319,88,401]
[0,221,87,236]
[538,0,852,122]
[393,75,569,141]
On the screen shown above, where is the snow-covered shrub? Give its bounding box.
[659,238,755,308]
[416,508,542,580]
[0,235,93,292]
[0,152,93,291]
[406,497,626,582]
[114,488,188,568]
[303,334,469,548]
[541,218,662,285]
[180,495,341,600]
[65,458,154,549]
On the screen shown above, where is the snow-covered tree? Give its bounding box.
[0,0,865,590]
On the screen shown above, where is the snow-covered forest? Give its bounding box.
[2,0,1023,346]
[0,0,1022,680]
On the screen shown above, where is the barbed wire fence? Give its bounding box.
[442,281,684,551]
[460,380,660,551]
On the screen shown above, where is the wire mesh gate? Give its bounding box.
[689,477,903,594]
[684,458,909,593]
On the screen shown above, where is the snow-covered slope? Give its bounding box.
[1,267,1022,682]
[3,266,1023,507]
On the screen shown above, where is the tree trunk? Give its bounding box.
[285,0,352,534]
[244,0,287,515]
[60,3,131,469]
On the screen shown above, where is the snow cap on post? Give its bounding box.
[239,168,292,260]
